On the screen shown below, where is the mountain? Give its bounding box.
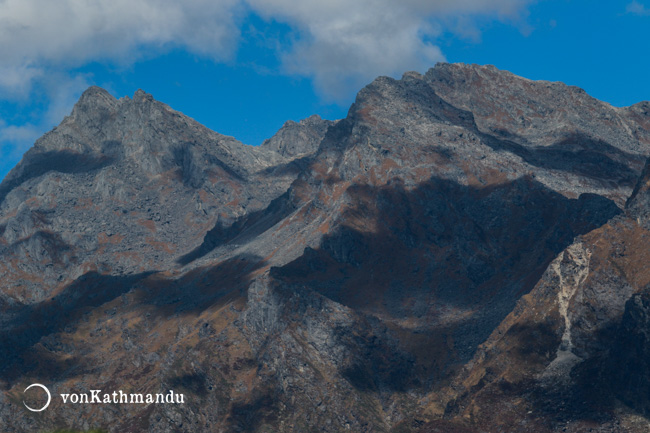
[1,63,650,432]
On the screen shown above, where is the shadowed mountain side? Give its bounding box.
[257,154,315,177]
[0,104,333,307]
[425,63,650,155]
[273,176,621,364]
[0,271,153,383]
[3,64,650,432]
[479,131,645,186]
[0,150,116,207]
[148,253,265,314]
[424,210,650,432]
[0,253,265,386]
[177,190,299,266]
[607,291,650,415]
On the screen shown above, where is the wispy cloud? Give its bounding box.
[0,0,244,99]
[0,120,41,179]
[626,1,650,16]
[0,71,92,179]
[248,0,535,100]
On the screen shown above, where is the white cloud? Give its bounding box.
[0,0,243,63]
[0,71,92,179]
[0,120,41,178]
[0,122,41,144]
[253,0,445,100]
[626,1,650,15]
[0,0,535,103]
[0,0,244,98]
[247,0,534,100]
[0,64,43,99]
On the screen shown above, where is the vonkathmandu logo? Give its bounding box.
[23,384,52,412]
[23,384,185,412]
[61,390,185,404]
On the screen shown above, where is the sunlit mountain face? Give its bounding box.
[2,64,650,433]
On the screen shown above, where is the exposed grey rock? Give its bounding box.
[2,63,650,433]
[261,114,335,159]
[0,87,322,304]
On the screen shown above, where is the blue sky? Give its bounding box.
[1,0,650,181]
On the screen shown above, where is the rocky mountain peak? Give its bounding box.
[3,64,650,433]
[423,62,649,151]
[66,86,119,136]
[72,85,118,114]
[401,70,423,80]
[261,114,335,158]
[133,88,154,103]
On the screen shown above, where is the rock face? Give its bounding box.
[0,86,297,304]
[1,63,650,432]
[261,114,336,158]
[607,293,650,414]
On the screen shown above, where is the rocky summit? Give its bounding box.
[1,63,650,432]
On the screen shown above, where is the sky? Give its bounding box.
[1,0,650,181]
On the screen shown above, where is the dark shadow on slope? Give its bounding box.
[6,230,73,264]
[148,253,265,315]
[228,392,279,433]
[480,132,644,185]
[167,373,209,398]
[339,340,416,393]
[342,363,378,392]
[602,291,650,415]
[257,155,315,177]
[337,325,417,393]
[0,149,116,206]
[0,271,152,383]
[205,152,246,182]
[172,143,246,188]
[522,323,623,428]
[272,176,621,371]
[177,190,298,265]
[0,252,266,385]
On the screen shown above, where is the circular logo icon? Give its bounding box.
[23,383,51,412]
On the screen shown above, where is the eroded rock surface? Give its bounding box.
[2,63,650,432]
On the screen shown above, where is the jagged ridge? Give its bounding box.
[1,63,650,433]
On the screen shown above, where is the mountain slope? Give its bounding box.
[428,161,650,432]
[1,63,650,432]
[0,87,318,305]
